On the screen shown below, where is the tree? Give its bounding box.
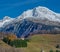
[7,34,17,41]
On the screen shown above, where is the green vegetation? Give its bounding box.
[56,50,59,52]
[3,37,28,48]
[56,50,60,52]
[3,37,9,43]
[56,44,60,48]
[50,49,53,52]
[10,39,27,47]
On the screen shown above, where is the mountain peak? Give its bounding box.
[18,6,60,23]
[0,6,60,28]
[0,16,14,27]
[0,6,60,37]
[3,16,11,20]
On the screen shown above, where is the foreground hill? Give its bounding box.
[22,34,60,52]
[0,40,11,48]
[0,34,60,52]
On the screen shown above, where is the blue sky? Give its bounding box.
[0,0,60,19]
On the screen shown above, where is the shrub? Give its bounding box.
[3,37,28,48]
[9,39,27,48]
[56,44,60,48]
[3,37,9,43]
[56,50,59,52]
[56,50,60,52]
[49,49,53,52]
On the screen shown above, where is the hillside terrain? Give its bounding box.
[22,34,60,52]
[0,34,60,52]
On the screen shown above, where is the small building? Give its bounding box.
[21,38,24,40]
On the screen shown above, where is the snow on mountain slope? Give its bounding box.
[18,6,60,23]
[0,6,60,37]
[16,6,60,26]
[0,16,14,27]
[0,6,60,27]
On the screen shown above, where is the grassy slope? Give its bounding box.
[0,40,11,48]
[22,34,60,52]
[0,34,60,52]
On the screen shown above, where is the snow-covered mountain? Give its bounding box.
[0,16,15,27]
[0,6,60,38]
[18,6,60,26]
[0,6,60,27]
